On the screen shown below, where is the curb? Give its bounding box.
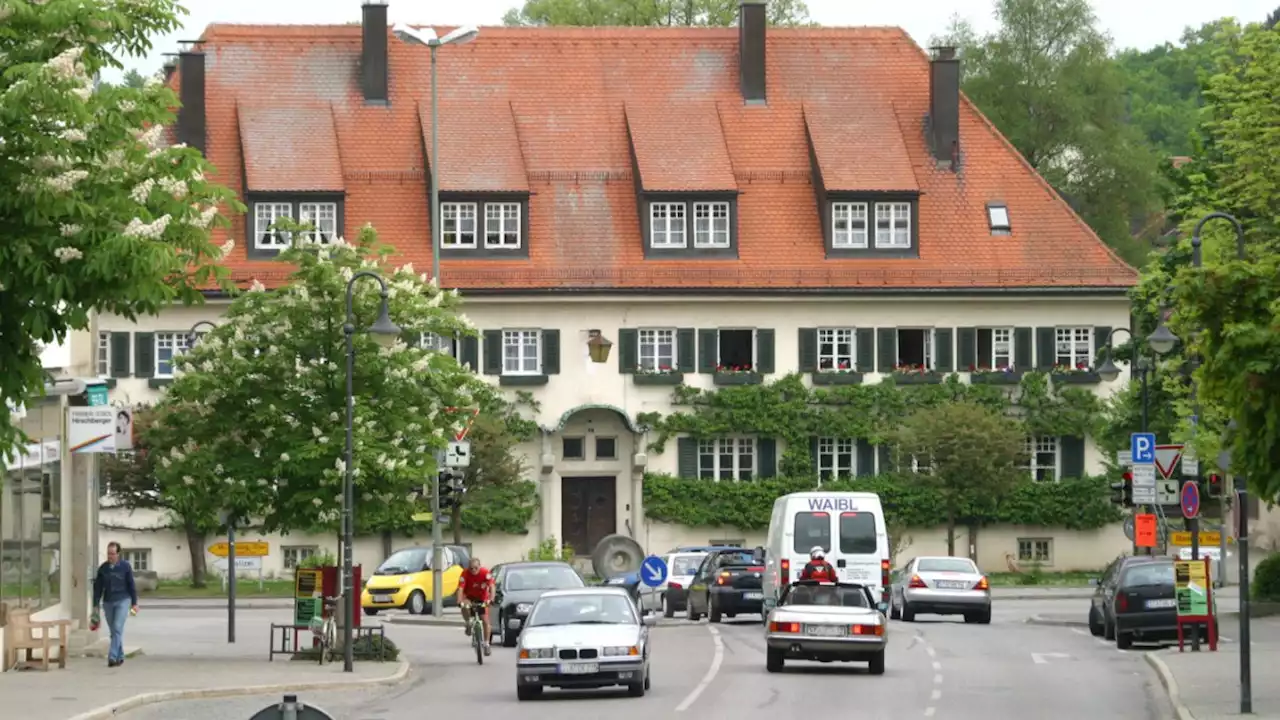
[64,660,411,720]
[383,615,463,627]
[996,591,1094,600]
[1144,652,1196,720]
[1024,615,1088,628]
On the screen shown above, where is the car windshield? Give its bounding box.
[504,566,584,591]
[783,585,870,608]
[716,551,754,567]
[526,594,638,627]
[376,549,427,575]
[918,558,977,573]
[671,556,703,575]
[1123,562,1175,587]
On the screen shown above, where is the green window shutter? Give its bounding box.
[402,330,420,347]
[1093,326,1112,365]
[1014,327,1033,370]
[1035,327,1056,370]
[617,329,638,373]
[957,327,977,371]
[756,329,775,374]
[677,437,699,479]
[798,328,817,373]
[856,440,875,477]
[110,332,131,378]
[757,438,777,478]
[459,336,479,372]
[1060,436,1086,479]
[876,444,896,474]
[698,329,718,373]
[134,332,155,378]
[934,328,954,372]
[482,330,503,375]
[677,328,696,371]
[876,328,896,373]
[541,329,560,375]
[855,329,875,372]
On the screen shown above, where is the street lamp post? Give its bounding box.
[342,272,401,672]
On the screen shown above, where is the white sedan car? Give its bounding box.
[515,587,654,700]
[764,581,888,674]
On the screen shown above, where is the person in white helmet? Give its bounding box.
[799,546,837,583]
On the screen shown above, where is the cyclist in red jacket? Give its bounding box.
[799,546,838,583]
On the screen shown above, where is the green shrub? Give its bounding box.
[1252,552,1280,602]
[526,536,575,562]
[290,633,400,662]
[298,550,338,569]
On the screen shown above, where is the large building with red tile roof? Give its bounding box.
[98,1,1136,572]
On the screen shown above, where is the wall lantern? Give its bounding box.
[587,330,613,364]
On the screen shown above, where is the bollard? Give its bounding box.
[247,694,336,720]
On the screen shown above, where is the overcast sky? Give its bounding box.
[105,0,1276,81]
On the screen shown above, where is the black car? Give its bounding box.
[685,548,765,622]
[1088,555,1216,649]
[493,561,586,647]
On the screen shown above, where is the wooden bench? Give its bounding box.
[3,607,71,671]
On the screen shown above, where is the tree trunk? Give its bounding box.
[184,523,207,588]
[945,508,956,556]
[451,503,463,545]
[968,523,979,562]
[380,530,392,558]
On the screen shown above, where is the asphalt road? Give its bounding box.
[117,598,1175,720]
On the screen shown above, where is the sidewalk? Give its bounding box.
[1148,617,1280,719]
[0,656,408,720]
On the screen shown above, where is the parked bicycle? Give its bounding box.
[308,595,341,665]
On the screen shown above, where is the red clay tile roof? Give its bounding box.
[238,104,345,192]
[804,101,919,192]
[625,101,737,191]
[187,23,1136,291]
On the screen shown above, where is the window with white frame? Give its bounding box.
[717,329,755,370]
[298,202,337,243]
[874,202,911,248]
[910,455,933,474]
[693,202,730,248]
[155,332,191,378]
[441,203,478,248]
[638,328,676,372]
[977,327,1014,369]
[649,203,686,248]
[1055,327,1092,368]
[1025,436,1059,482]
[283,546,318,570]
[485,202,521,248]
[1017,538,1052,564]
[254,202,292,248]
[98,331,110,376]
[698,437,755,481]
[897,328,933,369]
[818,328,856,371]
[420,332,455,356]
[817,438,855,481]
[502,330,541,375]
[122,548,151,572]
[832,202,868,248]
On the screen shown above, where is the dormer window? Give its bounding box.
[650,203,686,247]
[485,203,521,248]
[987,203,1011,234]
[832,203,868,248]
[248,195,345,257]
[642,196,738,258]
[438,196,530,258]
[875,202,911,248]
[255,202,292,249]
[442,202,478,248]
[299,202,337,243]
[822,195,918,257]
[693,202,730,248]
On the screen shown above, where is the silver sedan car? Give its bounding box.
[889,556,991,623]
[515,587,654,700]
[764,581,888,674]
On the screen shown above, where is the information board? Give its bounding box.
[294,569,322,626]
[1175,558,1209,616]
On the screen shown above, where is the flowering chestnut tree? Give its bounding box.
[0,0,238,459]
[148,227,493,535]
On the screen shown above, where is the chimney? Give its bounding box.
[361,1,389,103]
[176,46,205,154]
[738,0,766,104]
[928,46,960,168]
[163,60,177,84]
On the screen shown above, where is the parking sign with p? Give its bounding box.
[1131,432,1156,464]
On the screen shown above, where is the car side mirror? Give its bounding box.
[642,615,657,627]
[753,546,765,564]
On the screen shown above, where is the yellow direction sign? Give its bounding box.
[412,512,434,523]
[208,541,269,557]
[1169,531,1226,547]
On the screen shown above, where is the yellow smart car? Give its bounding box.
[361,545,468,615]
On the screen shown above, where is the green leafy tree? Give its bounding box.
[148,225,491,536]
[502,0,810,27]
[0,0,238,460]
[445,394,541,544]
[935,0,1161,265]
[890,401,1027,556]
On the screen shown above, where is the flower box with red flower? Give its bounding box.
[812,362,864,385]
[713,365,762,386]
[889,365,943,385]
[968,365,1023,385]
[633,365,684,386]
[1050,364,1101,385]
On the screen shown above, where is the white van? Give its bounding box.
[759,491,890,612]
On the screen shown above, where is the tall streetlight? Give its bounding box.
[390,22,478,618]
[391,23,480,284]
[342,272,401,672]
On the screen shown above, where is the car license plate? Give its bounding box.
[372,594,392,603]
[1146,599,1176,609]
[936,581,968,589]
[558,662,599,674]
[806,625,848,637]
[744,592,763,600]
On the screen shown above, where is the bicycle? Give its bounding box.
[466,600,489,665]
[308,595,340,665]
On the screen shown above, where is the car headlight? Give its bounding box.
[603,645,639,656]
[519,647,555,659]
[515,603,533,614]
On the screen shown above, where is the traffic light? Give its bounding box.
[437,470,467,510]
[1111,471,1134,507]
[1205,473,1223,498]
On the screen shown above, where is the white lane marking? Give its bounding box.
[932,661,942,671]
[925,646,937,658]
[675,625,723,713]
[931,689,942,701]
[933,674,943,684]
[1070,628,1090,637]
[924,708,936,717]
[923,639,941,717]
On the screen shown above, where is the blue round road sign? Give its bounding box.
[639,555,668,588]
[1181,480,1201,519]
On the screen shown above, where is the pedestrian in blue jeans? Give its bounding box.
[92,542,138,667]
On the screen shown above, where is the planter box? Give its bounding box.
[1051,371,1101,385]
[713,371,762,386]
[890,372,943,385]
[499,374,549,387]
[812,372,864,386]
[971,371,1023,386]
[634,372,684,386]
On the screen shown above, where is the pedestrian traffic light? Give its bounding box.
[1111,471,1133,507]
[437,471,467,510]
[1205,473,1223,498]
